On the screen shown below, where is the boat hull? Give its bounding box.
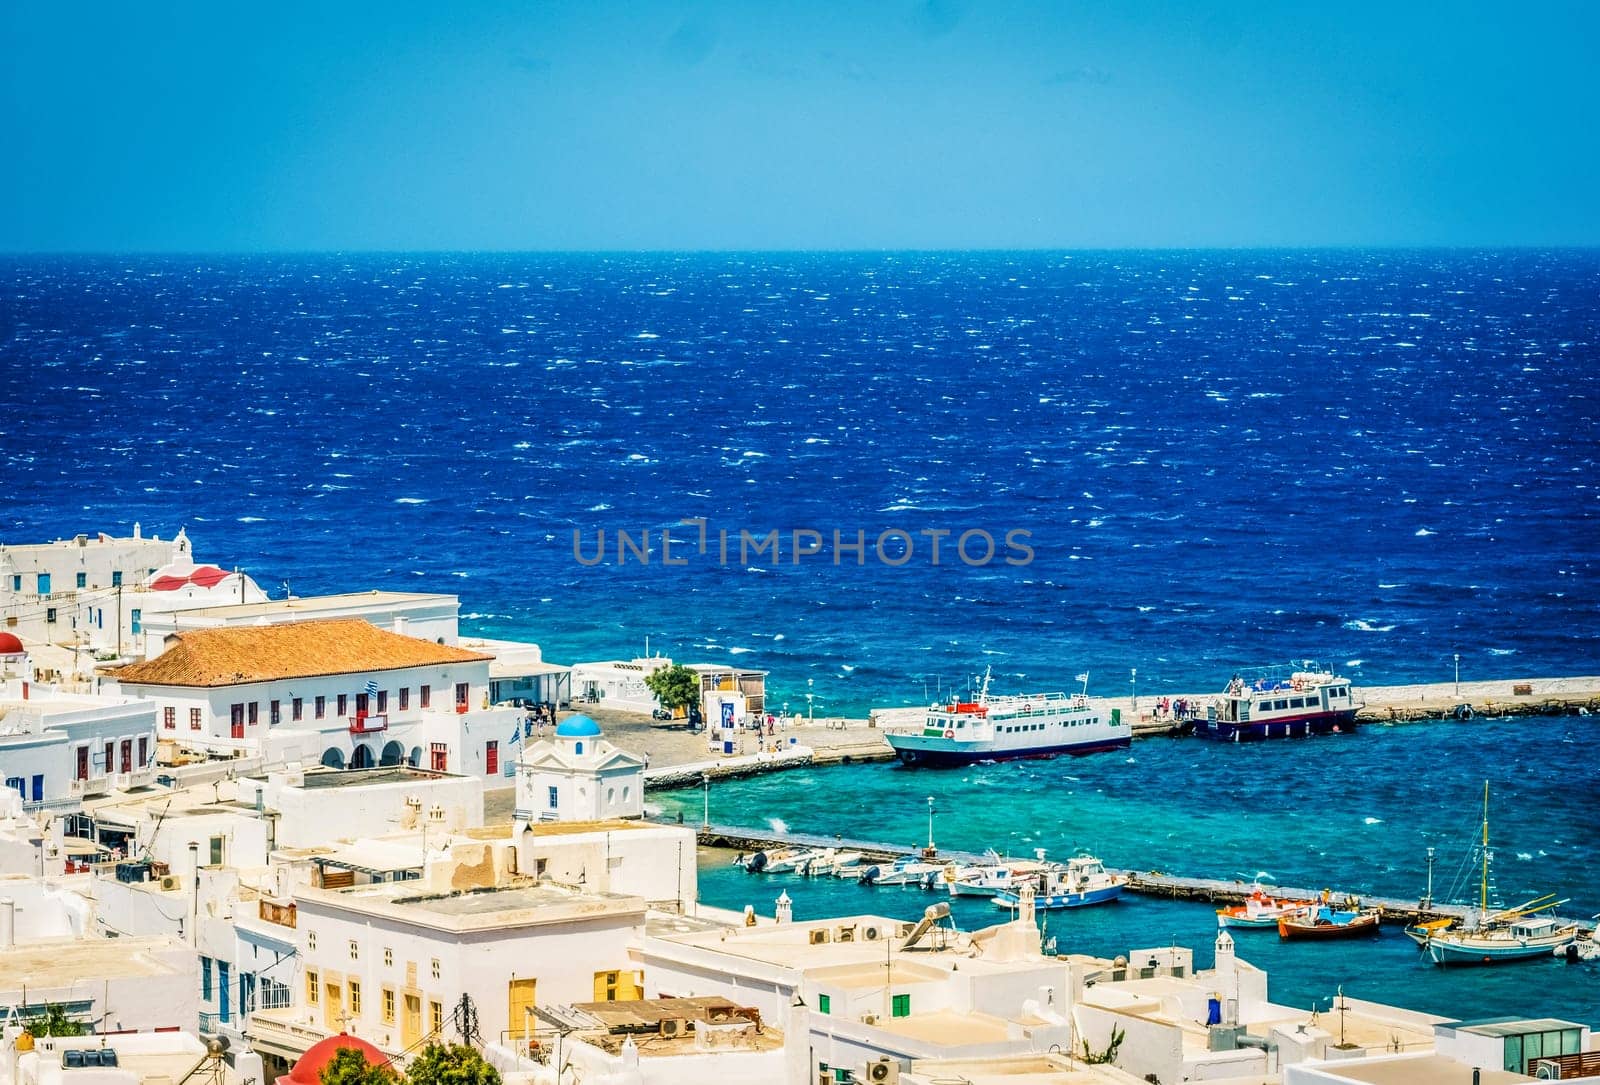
[1193,709,1358,742]
[1425,930,1578,965]
[995,884,1123,910]
[888,735,1131,767]
[950,882,1004,898]
[1218,912,1293,929]
[1277,912,1381,939]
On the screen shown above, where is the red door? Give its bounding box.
[430,744,448,772]
[231,703,245,739]
[485,741,498,775]
[77,747,89,781]
[120,740,132,773]
[138,736,148,767]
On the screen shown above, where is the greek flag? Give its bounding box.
[1075,673,1089,683]
[364,679,379,697]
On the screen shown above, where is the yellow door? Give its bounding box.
[508,978,537,1037]
[402,994,422,1047]
[325,982,344,1031]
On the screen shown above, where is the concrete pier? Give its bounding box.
[678,819,1595,934]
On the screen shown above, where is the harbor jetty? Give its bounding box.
[678,819,1596,935]
[568,674,1600,795]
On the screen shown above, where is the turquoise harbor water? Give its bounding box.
[655,718,1600,1024]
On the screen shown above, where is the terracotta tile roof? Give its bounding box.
[114,618,493,688]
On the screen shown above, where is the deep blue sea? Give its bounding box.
[3,251,1598,1022]
[4,252,1597,714]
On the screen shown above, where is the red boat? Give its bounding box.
[1277,906,1382,939]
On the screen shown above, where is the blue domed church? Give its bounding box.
[514,714,645,822]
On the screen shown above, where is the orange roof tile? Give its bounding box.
[114,618,493,688]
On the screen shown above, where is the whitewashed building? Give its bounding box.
[0,670,158,810]
[0,875,197,1034]
[0,527,270,664]
[247,843,650,1065]
[110,618,521,780]
[569,658,671,715]
[514,714,645,823]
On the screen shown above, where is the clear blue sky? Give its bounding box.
[4,2,1598,250]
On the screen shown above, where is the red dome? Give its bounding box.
[278,1034,389,1085]
[0,632,24,655]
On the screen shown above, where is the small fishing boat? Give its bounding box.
[815,850,864,877]
[1277,905,1382,939]
[736,847,797,873]
[1191,663,1361,742]
[1217,884,1316,929]
[882,669,1130,767]
[948,857,1057,898]
[762,849,823,874]
[859,855,950,888]
[993,854,1125,910]
[1556,935,1598,963]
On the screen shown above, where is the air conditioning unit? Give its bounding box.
[836,925,856,942]
[1533,1061,1563,1080]
[659,1018,685,1039]
[159,875,181,891]
[859,1013,878,1026]
[867,1058,898,1085]
[862,925,881,941]
[809,929,830,945]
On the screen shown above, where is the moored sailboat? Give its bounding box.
[1407,782,1580,965]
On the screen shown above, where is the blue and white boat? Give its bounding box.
[1191,664,1361,742]
[884,670,1130,768]
[993,854,1125,910]
[947,850,1057,898]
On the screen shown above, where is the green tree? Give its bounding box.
[404,1044,502,1085]
[24,1004,85,1037]
[319,1047,397,1085]
[644,664,701,718]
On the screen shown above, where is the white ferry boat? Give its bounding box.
[883,670,1130,768]
[1190,664,1361,742]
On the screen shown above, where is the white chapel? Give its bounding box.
[514,714,645,823]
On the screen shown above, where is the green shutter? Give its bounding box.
[817,993,830,1015]
[891,993,910,1018]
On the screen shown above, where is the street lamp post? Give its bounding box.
[926,795,936,853]
[1130,668,1138,712]
[701,772,711,830]
[1453,653,1460,698]
[806,679,815,726]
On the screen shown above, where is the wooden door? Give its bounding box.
[402,993,422,1047]
[324,982,343,1031]
[507,978,536,1038]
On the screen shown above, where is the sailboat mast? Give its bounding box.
[1479,780,1490,912]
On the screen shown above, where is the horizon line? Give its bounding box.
[4,243,1600,259]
